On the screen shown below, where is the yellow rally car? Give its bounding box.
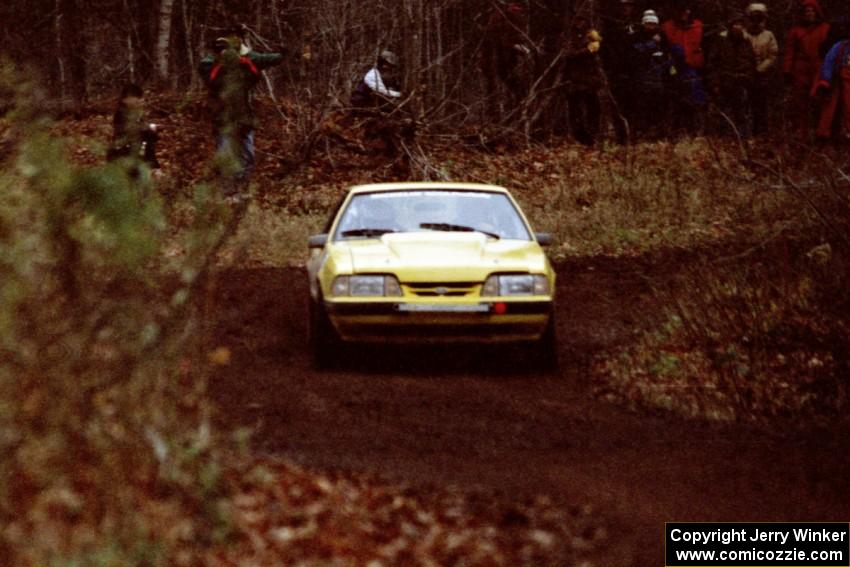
[306,182,557,367]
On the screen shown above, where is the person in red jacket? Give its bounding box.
[783,0,830,139]
[662,3,704,72]
[663,4,706,134]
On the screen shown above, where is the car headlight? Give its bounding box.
[331,275,403,297]
[481,274,550,296]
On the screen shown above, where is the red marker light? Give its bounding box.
[493,302,508,315]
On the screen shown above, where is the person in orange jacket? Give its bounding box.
[783,0,830,139]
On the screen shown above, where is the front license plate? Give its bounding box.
[395,304,490,313]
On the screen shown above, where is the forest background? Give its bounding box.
[5,0,849,122]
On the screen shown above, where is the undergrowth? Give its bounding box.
[0,64,241,566]
[596,242,850,423]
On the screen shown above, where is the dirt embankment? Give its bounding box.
[208,257,850,566]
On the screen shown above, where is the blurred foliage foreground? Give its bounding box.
[0,65,243,564]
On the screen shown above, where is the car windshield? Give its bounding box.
[334,190,532,241]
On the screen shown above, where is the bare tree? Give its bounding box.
[156,0,176,81]
[56,0,88,107]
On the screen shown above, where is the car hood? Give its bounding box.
[334,232,548,282]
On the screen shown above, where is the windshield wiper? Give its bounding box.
[340,228,396,238]
[419,222,500,240]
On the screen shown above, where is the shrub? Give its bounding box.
[0,64,238,565]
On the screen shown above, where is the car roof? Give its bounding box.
[348,182,511,195]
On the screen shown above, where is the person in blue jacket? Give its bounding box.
[812,22,850,141]
[629,10,675,139]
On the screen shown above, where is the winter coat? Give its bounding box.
[670,44,708,106]
[818,40,850,85]
[108,101,159,167]
[782,0,830,91]
[198,46,283,132]
[562,28,604,93]
[815,40,850,138]
[744,28,779,75]
[662,18,705,70]
[629,30,675,95]
[110,104,144,160]
[350,67,402,108]
[708,32,757,92]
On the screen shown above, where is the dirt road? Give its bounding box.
[209,259,850,566]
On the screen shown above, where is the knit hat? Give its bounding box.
[642,10,660,24]
[746,3,768,15]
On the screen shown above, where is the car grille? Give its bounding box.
[340,322,544,341]
[404,282,479,297]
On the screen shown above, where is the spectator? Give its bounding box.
[669,44,708,136]
[662,2,705,72]
[630,10,675,139]
[708,12,757,137]
[819,17,850,60]
[783,0,830,139]
[813,22,850,141]
[562,11,604,146]
[350,50,412,158]
[351,50,402,110]
[744,3,779,136]
[480,2,532,116]
[602,0,641,143]
[107,84,159,180]
[198,31,282,198]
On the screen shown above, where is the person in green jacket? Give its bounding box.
[198,30,282,197]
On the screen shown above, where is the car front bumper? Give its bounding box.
[325,300,553,343]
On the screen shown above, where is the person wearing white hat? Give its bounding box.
[642,10,660,26]
[351,50,402,109]
[349,50,408,158]
[628,9,674,138]
[744,3,779,134]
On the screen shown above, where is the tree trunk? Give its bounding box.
[156,0,176,81]
[55,4,67,105]
[57,0,88,108]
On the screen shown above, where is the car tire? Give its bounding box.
[308,297,339,369]
[534,311,560,373]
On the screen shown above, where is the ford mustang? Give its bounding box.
[306,182,557,367]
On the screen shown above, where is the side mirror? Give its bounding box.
[535,232,553,246]
[308,234,328,249]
